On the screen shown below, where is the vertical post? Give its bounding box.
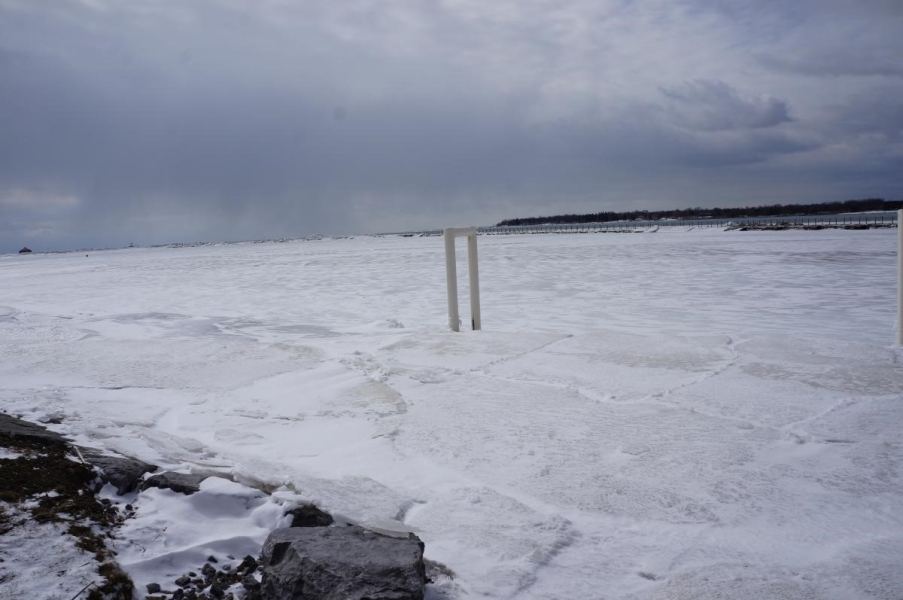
[468,233,481,330]
[445,227,481,332]
[898,210,902,346]
[445,228,460,332]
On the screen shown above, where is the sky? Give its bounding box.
[1,0,901,252]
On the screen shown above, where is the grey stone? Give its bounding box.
[261,526,426,600]
[81,450,158,495]
[242,575,262,600]
[237,555,258,575]
[139,472,214,495]
[286,504,334,528]
[241,575,261,591]
[0,413,67,446]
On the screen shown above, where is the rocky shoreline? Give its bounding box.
[0,412,134,599]
[0,412,440,600]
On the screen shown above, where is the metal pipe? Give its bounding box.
[444,228,459,332]
[468,234,481,330]
[898,210,903,345]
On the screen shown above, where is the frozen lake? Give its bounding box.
[1,228,901,599]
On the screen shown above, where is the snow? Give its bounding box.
[0,448,22,460]
[102,478,289,591]
[1,228,901,599]
[0,505,98,600]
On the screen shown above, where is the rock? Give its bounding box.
[0,413,67,446]
[173,590,185,600]
[424,558,456,582]
[175,575,191,587]
[81,450,158,495]
[241,575,262,600]
[39,413,63,425]
[242,575,262,600]
[147,582,162,593]
[286,504,334,528]
[201,563,217,579]
[139,472,214,495]
[209,583,226,598]
[261,526,426,600]
[237,555,258,575]
[242,575,261,592]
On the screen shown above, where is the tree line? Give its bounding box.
[495,198,903,227]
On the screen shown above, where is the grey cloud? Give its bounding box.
[688,0,903,78]
[831,88,903,141]
[686,0,902,28]
[0,0,901,253]
[659,80,792,131]
[758,54,903,79]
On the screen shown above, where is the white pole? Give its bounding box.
[898,210,902,346]
[445,228,460,332]
[468,233,481,330]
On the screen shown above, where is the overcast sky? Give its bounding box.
[1,0,901,252]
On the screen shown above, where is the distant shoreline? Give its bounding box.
[5,206,900,256]
[495,198,903,227]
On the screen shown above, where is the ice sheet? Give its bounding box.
[1,229,901,598]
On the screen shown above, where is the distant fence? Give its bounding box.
[382,212,898,237]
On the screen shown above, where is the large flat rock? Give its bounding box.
[261,526,426,600]
[0,413,67,446]
[139,471,212,495]
[81,450,158,495]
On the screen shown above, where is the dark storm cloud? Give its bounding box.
[659,80,791,131]
[0,0,901,252]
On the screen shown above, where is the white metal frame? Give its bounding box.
[445,227,481,332]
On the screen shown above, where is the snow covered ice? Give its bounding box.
[1,228,901,599]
